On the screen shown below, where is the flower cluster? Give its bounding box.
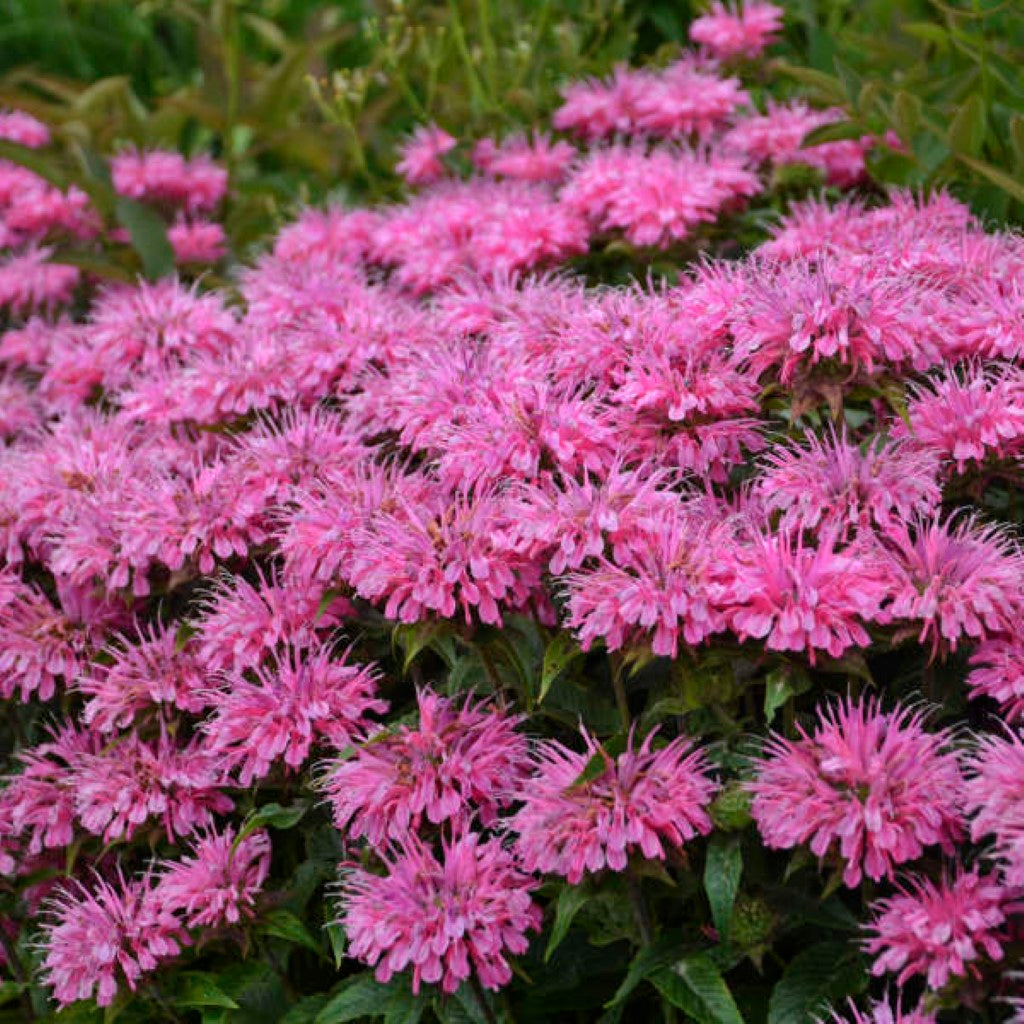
[2,3,1024,1016]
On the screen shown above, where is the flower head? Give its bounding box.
[39,871,183,1007]
[510,727,716,883]
[323,690,527,847]
[155,826,271,928]
[964,730,1024,886]
[396,124,456,185]
[338,831,540,994]
[749,698,964,887]
[865,869,1010,989]
[689,1,784,59]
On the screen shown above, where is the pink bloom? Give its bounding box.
[76,622,209,733]
[631,60,749,140]
[40,871,183,1007]
[205,643,386,785]
[111,148,227,213]
[510,728,716,883]
[717,528,891,664]
[756,429,941,534]
[866,869,1010,989]
[0,246,78,314]
[155,826,271,928]
[323,690,527,847]
[272,205,380,264]
[553,65,649,140]
[964,730,1024,886]
[339,831,541,994]
[824,996,937,1024]
[347,481,540,626]
[1,725,101,859]
[881,515,1024,655]
[473,133,576,182]
[689,1,784,59]
[0,109,50,147]
[564,507,729,658]
[900,363,1024,471]
[195,568,348,674]
[168,218,227,263]
[396,124,456,185]
[561,145,760,248]
[73,731,232,843]
[967,638,1024,723]
[749,698,964,888]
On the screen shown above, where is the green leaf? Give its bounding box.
[545,884,590,961]
[660,954,745,1024]
[325,922,348,969]
[947,93,986,157]
[173,973,240,1010]
[0,140,69,189]
[1010,115,1024,170]
[114,196,175,281]
[801,120,865,146]
[235,801,308,850]
[280,996,331,1024]
[605,931,684,1007]
[316,975,415,1023]
[901,21,950,48]
[703,836,742,941]
[540,632,583,702]
[892,91,922,140]
[259,909,322,956]
[763,667,810,724]
[767,943,866,1024]
[956,153,1024,203]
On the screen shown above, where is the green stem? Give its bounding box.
[470,973,499,1024]
[610,653,630,733]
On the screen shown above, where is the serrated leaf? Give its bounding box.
[545,884,590,961]
[114,196,175,281]
[703,836,742,941]
[540,632,583,702]
[665,954,745,1024]
[763,667,810,724]
[173,974,240,1010]
[280,996,331,1024]
[767,943,866,1024]
[259,909,322,956]
[892,91,922,139]
[947,93,986,157]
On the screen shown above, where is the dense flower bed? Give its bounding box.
[0,4,1022,1022]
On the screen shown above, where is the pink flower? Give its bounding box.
[755,428,941,534]
[204,643,386,785]
[964,730,1024,886]
[195,568,347,674]
[564,507,729,658]
[473,133,576,182]
[749,698,964,888]
[339,831,541,994]
[865,869,1010,989]
[0,246,79,314]
[323,690,527,847]
[73,731,232,843]
[1,725,100,858]
[155,826,271,928]
[901,363,1024,471]
[824,995,937,1024]
[561,145,760,249]
[168,218,227,263]
[881,516,1024,655]
[631,59,749,139]
[689,1,784,59]
[396,124,456,185]
[553,65,649,140]
[967,638,1024,723]
[716,528,891,664]
[347,481,540,626]
[40,871,183,1007]
[111,148,227,213]
[77,622,209,732]
[0,109,50,147]
[510,728,716,883]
